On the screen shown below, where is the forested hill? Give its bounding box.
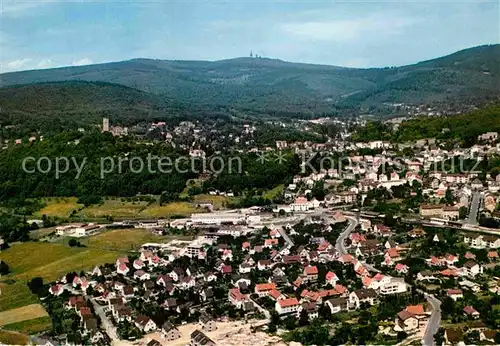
[1,45,499,112]
[353,104,500,146]
[0,81,239,136]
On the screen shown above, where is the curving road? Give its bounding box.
[422,294,442,346]
[334,216,358,255]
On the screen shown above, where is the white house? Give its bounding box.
[275,298,301,316]
[135,315,157,332]
[379,277,408,295]
[349,289,377,309]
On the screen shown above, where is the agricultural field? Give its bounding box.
[0,281,39,311]
[2,316,52,335]
[79,228,174,249]
[140,201,199,218]
[76,198,149,218]
[0,330,29,345]
[33,197,83,218]
[0,304,48,326]
[191,194,231,209]
[0,228,174,331]
[31,193,235,222]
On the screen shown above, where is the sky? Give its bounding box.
[1,0,499,73]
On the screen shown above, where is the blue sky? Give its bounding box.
[1,0,499,72]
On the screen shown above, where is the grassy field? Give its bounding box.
[33,193,235,221]
[80,228,174,249]
[0,228,173,313]
[263,184,284,200]
[3,316,52,335]
[77,199,149,218]
[0,304,48,326]
[29,227,56,240]
[0,228,175,333]
[0,330,29,345]
[76,198,205,219]
[34,197,83,218]
[191,194,230,209]
[0,281,39,311]
[140,201,198,218]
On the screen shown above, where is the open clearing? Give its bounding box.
[0,330,29,345]
[263,184,284,200]
[34,197,83,218]
[77,199,149,218]
[0,281,39,311]
[3,316,52,335]
[0,228,174,329]
[0,304,48,326]
[1,229,170,284]
[79,228,174,250]
[76,199,204,219]
[33,194,235,221]
[140,201,199,218]
[191,194,231,209]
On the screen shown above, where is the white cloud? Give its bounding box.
[72,58,93,66]
[37,59,55,69]
[0,0,56,18]
[5,58,32,70]
[281,14,417,42]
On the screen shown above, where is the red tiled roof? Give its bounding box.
[278,298,299,308]
[304,266,318,275]
[325,271,337,280]
[463,306,478,315]
[255,283,276,292]
[268,289,282,300]
[406,305,425,315]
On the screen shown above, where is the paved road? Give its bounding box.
[467,191,482,225]
[90,298,120,342]
[334,216,358,255]
[277,226,295,247]
[360,260,381,273]
[422,294,442,346]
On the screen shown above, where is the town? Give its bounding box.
[2,120,498,345]
[0,3,499,344]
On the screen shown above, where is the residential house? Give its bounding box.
[303,265,318,282]
[326,297,349,314]
[395,305,428,333]
[161,322,181,341]
[134,270,150,281]
[463,261,483,278]
[447,289,464,301]
[228,288,249,309]
[257,260,273,271]
[325,271,339,286]
[379,277,408,295]
[135,315,157,332]
[255,283,277,297]
[299,302,319,320]
[275,297,301,316]
[349,289,377,309]
[395,263,409,274]
[190,330,216,346]
[463,306,480,319]
[199,313,217,332]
